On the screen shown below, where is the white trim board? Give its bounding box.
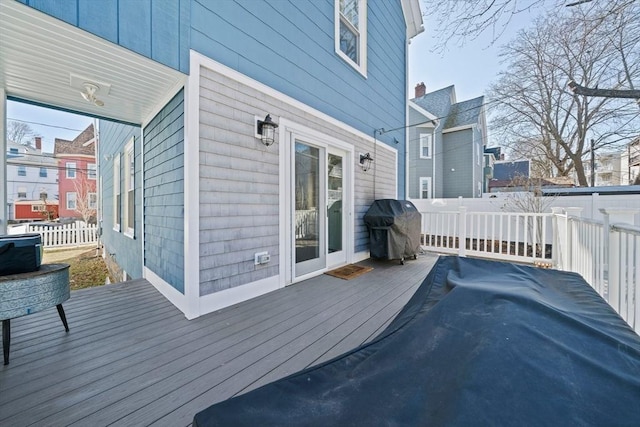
[442,124,476,134]
[198,275,282,318]
[144,267,190,318]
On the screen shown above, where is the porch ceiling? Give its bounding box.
[0,0,186,125]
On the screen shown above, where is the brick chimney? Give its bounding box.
[35,137,42,150]
[415,82,426,98]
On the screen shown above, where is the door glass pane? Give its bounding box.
[295,142,320,264]
[328,154,343,253]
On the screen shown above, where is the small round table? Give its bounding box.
[0,263,70,365]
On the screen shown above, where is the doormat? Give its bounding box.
[325,264,373,280]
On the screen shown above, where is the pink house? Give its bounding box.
[54,124,97,222]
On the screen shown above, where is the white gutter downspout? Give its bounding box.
[0,89,6,234]
[433,119,441,198]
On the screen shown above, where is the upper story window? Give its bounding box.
[40,167,47,177]
[18,166,26,176]
[66,162,76,179]
[420,134,432,159]
[335,0,367,76]
[88,163,97,180]
[9,148,18,154]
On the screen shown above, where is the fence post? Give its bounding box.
[458,206,467,257]
[599,208,639,310]
[550,207,564,269]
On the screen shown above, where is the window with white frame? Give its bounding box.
[476,144,481,166]
[32,204,46,212]
[113,154,121,232]
[419,177,432,199]
[89,192,97,210]
[123,138,135,237]
[66,192,77,210]
[17,187,27,198]
[39,167,47,177]
[17,166,26,176]
[66,162,76,178]
[420,134,432,159]
[335,0,367,75]
[88,163,97,180]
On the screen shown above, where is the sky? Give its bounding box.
[408,4,537,102]
[6,101,94,154]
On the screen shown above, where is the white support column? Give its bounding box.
[0,89,6,235]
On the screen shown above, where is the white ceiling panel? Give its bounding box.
[0,0,186,125]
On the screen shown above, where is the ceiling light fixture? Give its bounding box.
[80,83,104,107]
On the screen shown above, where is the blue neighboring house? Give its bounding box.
[408,83,487,199]
[1,1,423,318]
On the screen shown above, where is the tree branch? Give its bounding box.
[568,80,640,99]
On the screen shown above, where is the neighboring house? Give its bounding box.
[488,176,574,193]
[408,83,487,199]
[581,151,628,187]
[12,199,59,222]
[53,124,97,221]
[0,1,423,319]
[629,137,640,184]
[493,159,531,181]
[6,137,58,221]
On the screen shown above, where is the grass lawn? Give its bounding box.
[43,247,113,290]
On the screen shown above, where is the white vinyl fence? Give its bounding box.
[417,202,640,334]
[8,221,98,248]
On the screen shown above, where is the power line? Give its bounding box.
[7,117,88,133]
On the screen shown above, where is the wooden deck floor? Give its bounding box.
[0,254,438,426]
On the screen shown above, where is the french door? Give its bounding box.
[293,140,347,278]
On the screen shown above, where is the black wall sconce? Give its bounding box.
[257,114,279,146]
[359,153,374,172]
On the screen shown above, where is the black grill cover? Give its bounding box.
[363,199,421,260]
[193,256,640,426]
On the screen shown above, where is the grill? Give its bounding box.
[363,199,421,264]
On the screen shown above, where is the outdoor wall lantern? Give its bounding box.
[359,153,374,172]
[257,114,279,146]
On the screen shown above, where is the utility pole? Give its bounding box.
[590,138,595,187]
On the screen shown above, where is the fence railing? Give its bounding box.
[421,208,554,265]
[8,221,99,248]
[419,206,640,334]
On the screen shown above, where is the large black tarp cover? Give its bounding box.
[193,256,640,426]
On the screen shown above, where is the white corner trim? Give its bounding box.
[442,124,476,134]
[198,275,283,317]
[189,50,383,148]
[144,267,191,318]
[183,52,202,318]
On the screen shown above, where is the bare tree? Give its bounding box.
[500,175,556,256]
[424,0,631,50]
[7,120,34,145]
[488,2,640,185]
[72,170,97,224]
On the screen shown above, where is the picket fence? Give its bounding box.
[8,221,99,248]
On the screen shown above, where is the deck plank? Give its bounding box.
[0,254,438,426]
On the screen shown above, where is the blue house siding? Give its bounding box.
[19,0,190,73]
[189,0,408,195]
[98,120,143,280]
[143,90,185,293]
